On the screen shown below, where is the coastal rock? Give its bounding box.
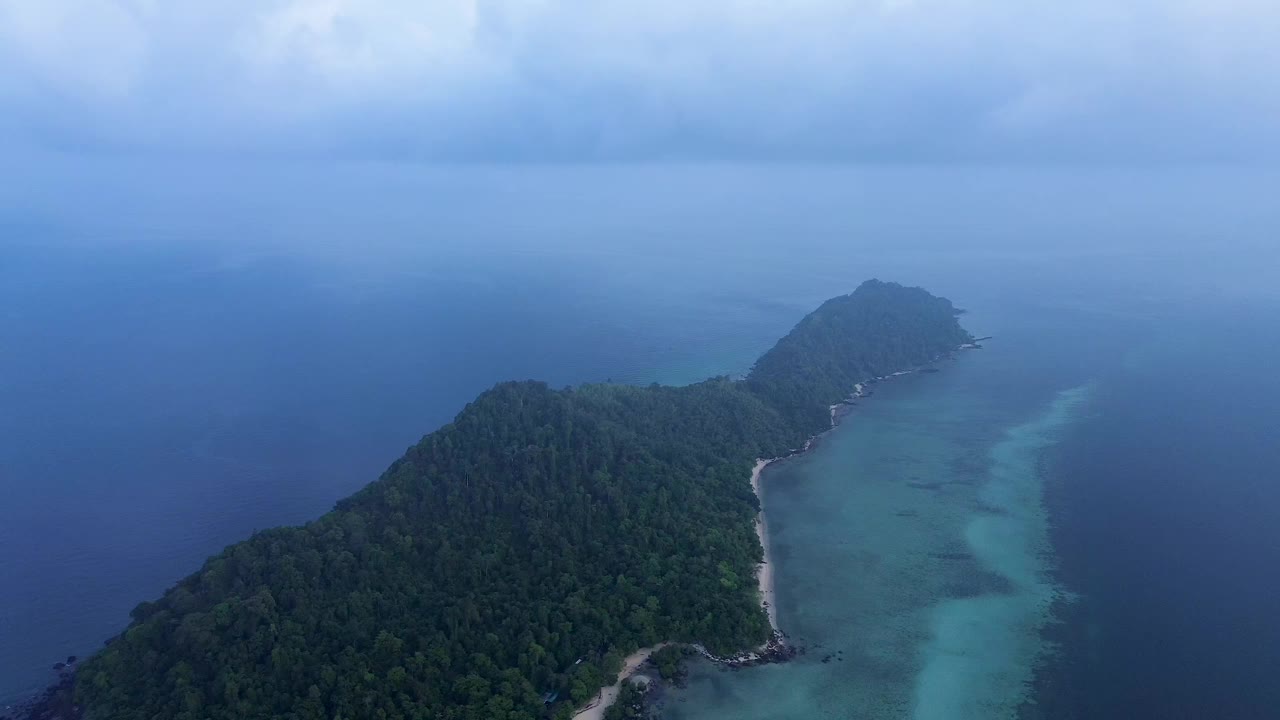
[694,630,797,670]
[2,671,80,720]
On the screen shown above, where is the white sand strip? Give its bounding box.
[752,458,780,633]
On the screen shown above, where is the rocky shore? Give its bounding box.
[610,637,802,719]
[693,629,798,669]
[0,668,81,720]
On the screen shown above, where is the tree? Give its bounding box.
[76,281,971,720]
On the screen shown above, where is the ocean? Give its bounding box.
[656,273,1280,720]
[1,164,1277,716]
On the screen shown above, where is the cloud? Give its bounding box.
[0,0,1277,161]
[0,0,148,98]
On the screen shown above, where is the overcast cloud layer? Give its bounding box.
[1,0,1278,161]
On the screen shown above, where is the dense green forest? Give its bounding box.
[75,280,971,720]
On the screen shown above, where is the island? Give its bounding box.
[50,280,971,720]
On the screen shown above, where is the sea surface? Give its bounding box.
[1,164,1278,716]
[658,284,1280,720]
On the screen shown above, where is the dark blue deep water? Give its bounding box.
[1041,306,1280,719]
[1,165,1278,716]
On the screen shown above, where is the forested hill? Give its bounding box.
[74,280,971,720]
[747,279,973,435]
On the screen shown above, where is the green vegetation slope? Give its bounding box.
[76,280,970,720]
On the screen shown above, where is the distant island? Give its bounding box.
[21,280,971,720]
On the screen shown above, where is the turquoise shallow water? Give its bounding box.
[658,284,1280,720]
[659,330,1095,720]
[4,165,1278,712]
[913,385,1089,720]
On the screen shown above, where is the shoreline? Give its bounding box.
[751,459,780,634]
[571,644,670,720]
[20,345,981,720]
[746,347,977,649]
[578,349,976,718]
[752,383,870,641]
[0,671,77,720]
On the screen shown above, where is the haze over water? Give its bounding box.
[2,165,1278,716]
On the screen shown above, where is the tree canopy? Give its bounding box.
[75,280,971,720]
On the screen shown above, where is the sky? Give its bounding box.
[0,0,1278,162]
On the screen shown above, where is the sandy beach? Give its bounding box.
[751,458,780,633]
[574,374,935,717]
[571,644,670,720]
[760,382,869,634]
